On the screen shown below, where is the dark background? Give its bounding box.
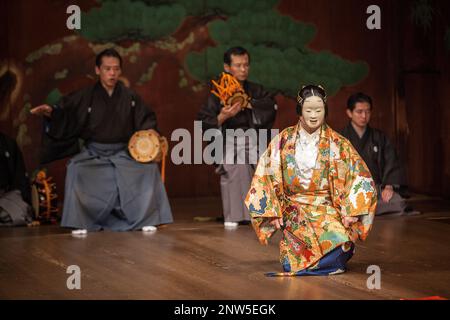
[1,0,449,199]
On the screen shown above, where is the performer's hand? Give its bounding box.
[269,217,284,230]
[223,101,242,117]
[381,185,394,203]
[30,104,53,117]
[342,216,358,228]
[217,101,242,125]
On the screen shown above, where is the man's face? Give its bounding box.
[224,54,249,82]
[301,96,325,131]
[95,56,122,89]
[347,102,371,128]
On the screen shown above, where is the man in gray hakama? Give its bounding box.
[31,48,173,233]
[61,143,172,231]
[219,134,256,224]
[197,47,277,227]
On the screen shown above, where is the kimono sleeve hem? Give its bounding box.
[340,210,373,218]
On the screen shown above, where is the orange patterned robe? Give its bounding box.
[245,123,377,274]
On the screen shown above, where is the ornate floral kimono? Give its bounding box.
[245,123,377,276]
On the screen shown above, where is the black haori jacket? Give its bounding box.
[40,81,158,164]
[340,123,408,195]
[197,80,277,132]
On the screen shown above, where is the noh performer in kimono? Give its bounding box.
[197,46,277,228]
[340,92,418,216]
[30,48,173,235]
[245,85,377,276]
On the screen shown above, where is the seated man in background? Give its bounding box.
[340,92,419,216]
[0,131,33,226]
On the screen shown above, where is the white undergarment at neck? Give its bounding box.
[295,126,320,189]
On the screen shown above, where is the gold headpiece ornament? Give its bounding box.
[297,84,327,105]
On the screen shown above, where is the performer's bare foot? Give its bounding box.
[142,226,157,232]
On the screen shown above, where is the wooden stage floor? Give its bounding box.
[0,196,449,300]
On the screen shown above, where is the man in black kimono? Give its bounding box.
[31,48,173,234]
[0,132,33,226]
[340,92,418,215]
[197,47,277,228]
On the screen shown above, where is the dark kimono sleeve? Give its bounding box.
[3,135,31,204]
[196,94,222,130]
[132,93,158,132]
[379,134,407,188]
[40,88,89,164]
[248,83,277,130]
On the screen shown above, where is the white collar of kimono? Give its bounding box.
[296,124,320,189]
[299,124,320,140]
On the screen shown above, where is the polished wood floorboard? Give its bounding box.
[0,196,449,300]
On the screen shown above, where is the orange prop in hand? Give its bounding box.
[211,73,250,108]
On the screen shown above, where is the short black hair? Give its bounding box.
[347,92,372,111]
[296,84,328,117]
[224,46,250,65]
[95,48,122,68]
